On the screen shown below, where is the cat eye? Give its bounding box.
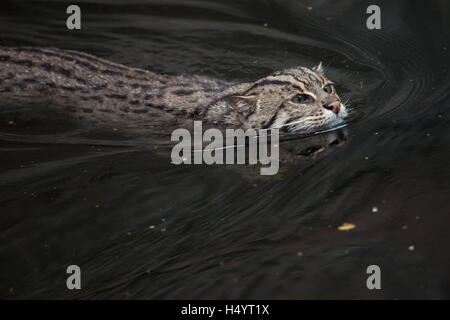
[323,84,334,94]
[293,94,314,104]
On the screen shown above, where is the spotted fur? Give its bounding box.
[0,47,348,133]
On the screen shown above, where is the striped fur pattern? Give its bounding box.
[0,47,347,133]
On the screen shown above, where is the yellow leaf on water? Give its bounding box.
[338,223,356,231]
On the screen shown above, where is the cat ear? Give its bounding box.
[313,61,324,75]
[230,95,258,118]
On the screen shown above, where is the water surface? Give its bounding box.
[0,0,449,299]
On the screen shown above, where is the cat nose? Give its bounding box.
[323,101,340,114]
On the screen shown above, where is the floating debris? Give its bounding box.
[371,206,379,213]
[148,225,155,230]
[8,120,16,125]
[365,156,369,160]
[402,225,408,230]
[297,252,303,257]
[408,245,415,251]
[338,223,356,231]
[263,23,269,28]
[307,6,313,10]
[161,218,166,222]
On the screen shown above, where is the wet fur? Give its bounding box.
[0,47,347,133]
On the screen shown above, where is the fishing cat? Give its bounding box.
[0,47,348,133]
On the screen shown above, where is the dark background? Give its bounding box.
[0,0,449,299]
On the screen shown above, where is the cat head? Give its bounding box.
[230,63,348,133]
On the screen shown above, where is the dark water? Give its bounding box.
[0,0,449,299]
